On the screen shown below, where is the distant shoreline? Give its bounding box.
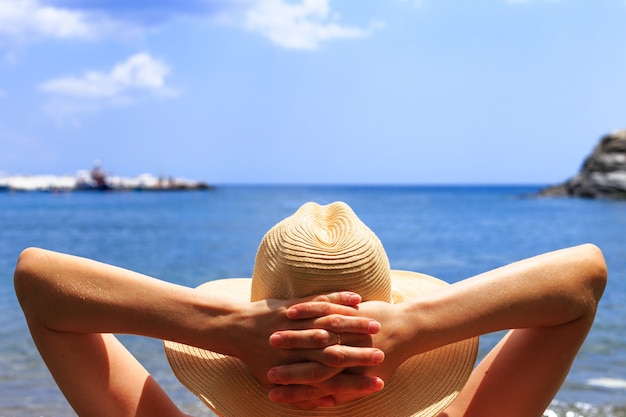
[0,169,213,192]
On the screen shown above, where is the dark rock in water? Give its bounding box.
[538,130,626,199]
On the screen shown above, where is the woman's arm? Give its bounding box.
[440,243,607,417]
[270,243,607,415]
[14,247,384,416]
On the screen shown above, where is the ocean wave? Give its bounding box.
[587,378,626,390]
[545,400,626,417]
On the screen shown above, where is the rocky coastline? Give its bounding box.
[538,129,626,199]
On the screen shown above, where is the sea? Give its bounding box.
[1,185,625,417]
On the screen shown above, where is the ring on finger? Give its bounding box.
[336,332,342,345]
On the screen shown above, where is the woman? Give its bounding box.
[15,201,607,416]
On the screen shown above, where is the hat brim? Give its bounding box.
[164,271,478,417]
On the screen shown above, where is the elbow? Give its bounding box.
[578,243,608,309]
[14,247,47,311]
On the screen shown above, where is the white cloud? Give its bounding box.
[0,0,376,51]
[0,0,96,40]
[39,53,177,122]
[0,0,141,50]
[40,53,176,98]
[244,0,371,50]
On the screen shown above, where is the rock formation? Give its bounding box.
[538,129,626,199]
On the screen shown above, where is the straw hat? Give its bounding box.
[164,201,478,417]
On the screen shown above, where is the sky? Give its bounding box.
[1,0,625,185]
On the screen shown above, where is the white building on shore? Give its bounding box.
[0,168,211,192]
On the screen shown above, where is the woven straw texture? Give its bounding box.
[164,202,478,417]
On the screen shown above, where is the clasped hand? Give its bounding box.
[227,292,391,410]
[231,293,409,410]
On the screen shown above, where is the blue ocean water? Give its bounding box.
[1,185,625,416]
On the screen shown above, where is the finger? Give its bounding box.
[285,306,380,334]
[270,329,335,349]
[319,344,386,368]
[268,346,384,376]
[311,292,362,306]
[311,315,381,335]
[267,362,342,385]
[270,329,374,349]
[286,302,358,320]
[268,374,384,404]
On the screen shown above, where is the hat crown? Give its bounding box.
[251,201,392,302]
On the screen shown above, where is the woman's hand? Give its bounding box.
[266,299,413,407]
[225,291,386,409]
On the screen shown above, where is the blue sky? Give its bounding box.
[1,0,625,184]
